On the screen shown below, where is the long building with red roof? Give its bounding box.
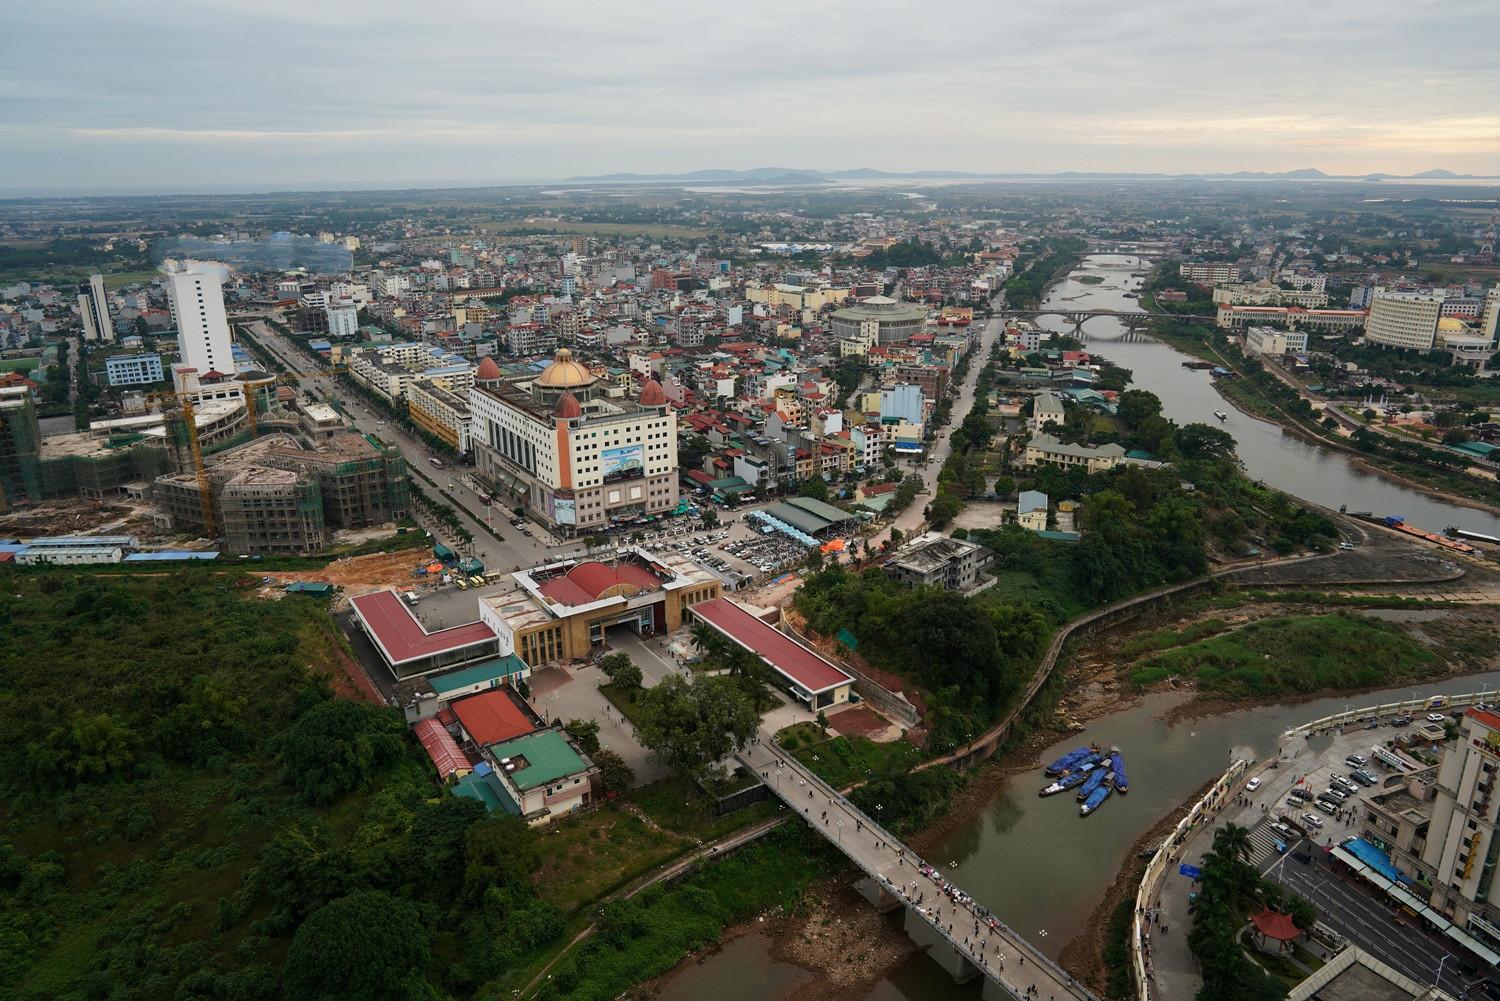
[689,597,853,710]
[349,589,498,679]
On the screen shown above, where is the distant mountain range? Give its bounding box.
[566,166,1497,184]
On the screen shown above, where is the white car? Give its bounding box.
[1301,813,1325,829]
[1426,713,1447,723]
[1246,777,1262,792]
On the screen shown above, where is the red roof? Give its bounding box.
[691,598,852,695]
[349,590,495,666]
[537,560,664,606]
[1468,707,1500,731]
[413,717,469,779]
[1250,909,1301,942]
[450,689,536,746]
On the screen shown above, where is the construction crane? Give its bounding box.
[147,390,216,539]
[240,373,278,439]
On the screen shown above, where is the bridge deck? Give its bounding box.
[739,742,1098,1001]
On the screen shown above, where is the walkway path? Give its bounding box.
[740,740,1099,1001]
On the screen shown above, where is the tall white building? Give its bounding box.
[77,274,113,342]
[1421,708,1500,954]
[165,264,235,374]
[1365,289,1443,352]
[326,301,359,339]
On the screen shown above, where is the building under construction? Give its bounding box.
[153,431,408,555]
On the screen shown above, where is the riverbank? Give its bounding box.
[1145,319,1500,518]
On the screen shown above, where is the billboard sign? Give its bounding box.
[550,495,576,526]
[601,444,644,484]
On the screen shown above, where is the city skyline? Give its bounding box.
[4,0,1498,195]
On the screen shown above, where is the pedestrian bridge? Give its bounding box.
[738,743,1099,1001]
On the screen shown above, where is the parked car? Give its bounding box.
[1246,777,1262,792]
[1345,754,1368,767]
[1391,715,1412,726]
[1324,788,1349,802]
[1426,713,1448,723]
[1272,822,1294,839]
[1331,775,1356,792]
[1350,770,1376,787]
[1313,800,1337,816]
[1288,788,1313,803]
[1302,812,1326,828]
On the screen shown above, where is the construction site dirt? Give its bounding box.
[0,500,144,538]
[262,547,435,595]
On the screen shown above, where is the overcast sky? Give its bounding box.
[3,0,1497,194]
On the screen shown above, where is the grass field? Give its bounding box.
[0,357,40,372]
[1132,613,1440,697]
[776,724,922,788]
[103,269,161,290]
[480,220,709,239]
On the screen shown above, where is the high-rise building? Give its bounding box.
[1365,289,1443,351]
[165,264,235,374]
[1421,708,1500,952]
[326,301,359,340]
[77,274,113,342]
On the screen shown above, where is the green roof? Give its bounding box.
[430,655,529,694]
[784,496,856,525]
[489,730,590,791]
[1453,440,1497,458]
[453,772,515,813]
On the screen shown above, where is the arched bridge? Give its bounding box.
[1003,308,1219,338]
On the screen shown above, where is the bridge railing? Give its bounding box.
[751,748,1099,1001]
[1281,688,1496,739]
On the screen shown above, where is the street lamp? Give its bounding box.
[1434,953,1451,991]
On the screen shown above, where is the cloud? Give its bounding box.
[2,0,1497,192]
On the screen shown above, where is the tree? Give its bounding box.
[1116,390,1163,431]
[798,476,829,502]
[1174,423,1236,463]
[633,675,759,780]
[592,748,634,795]
[282,891,433,1001]
[700,508,720,529]
[564,719,601,755]
[273,699,406,806]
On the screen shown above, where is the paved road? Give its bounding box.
[740,739,1097,1001]
[1265,846,1494,1000]
[869,301,1004,552]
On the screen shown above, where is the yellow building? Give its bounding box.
[478,548,722,667]
[407,379,473,453]
[745,282,851,311]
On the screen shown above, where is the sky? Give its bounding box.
[3,0,1498,195]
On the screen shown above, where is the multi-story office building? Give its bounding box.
[1365,289,1444,351]
[349,342,473,403]
[469,349,678,537]
[165,264,235,374]
[1421,709,1500,953]
[105,353,165,386]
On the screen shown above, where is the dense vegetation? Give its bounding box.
[0,574,562,1001]
[1133,613,1440,697]
[1002,236,1089,308]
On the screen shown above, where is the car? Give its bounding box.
[1338,542,1355,550]
[1288,788,1313,802]
[1313,800,1337,816]
[455,578,468,590]
[1349,770,1375,787]
[1272,822,1294,839]
[1345,754,1368,767]
[1324,788,1349,802]
[1302,812,1325,829]
[1246,777,1262,792]
[1391,715,1412,726]
[1427,713,1448,723]
[1331,776,1357,792]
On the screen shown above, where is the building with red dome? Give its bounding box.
[468,349,679,537]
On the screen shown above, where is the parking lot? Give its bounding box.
[1149,710,1499,1001]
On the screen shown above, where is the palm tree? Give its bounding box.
[1213,823,1253,867]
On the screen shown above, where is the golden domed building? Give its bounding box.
[469,348,679,537]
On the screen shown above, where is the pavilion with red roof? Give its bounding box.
[350,589,498,679]
[690,597,853,710]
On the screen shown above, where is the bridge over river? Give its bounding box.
[1003,307,1219,336]
[738,742,1099,1001]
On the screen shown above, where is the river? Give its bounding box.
[1039,255,1500,536]
[659,255,1500,1000]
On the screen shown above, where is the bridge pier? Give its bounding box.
[903,907,983,985]
[853,875,905,914]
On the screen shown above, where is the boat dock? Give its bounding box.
[739,742,1098,1001]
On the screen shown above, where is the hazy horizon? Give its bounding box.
[5,0,1497,196]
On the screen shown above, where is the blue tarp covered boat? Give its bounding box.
[1044,746,1094,776]
[1076,766,1113,801]
[1039,765,1094,796]
[1080,782,1113,816]
[1111,749,1128,794]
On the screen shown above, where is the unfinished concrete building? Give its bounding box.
[152,431,407,554]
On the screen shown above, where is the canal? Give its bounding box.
[662,255,1500,999]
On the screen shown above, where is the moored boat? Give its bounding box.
[1214,410,1228,421]
[1039,767,1093,796]
[1044,745,1095,776]
[1076,766,1113,801]
[1080,782,1113,816]
[1111,749,1128,794]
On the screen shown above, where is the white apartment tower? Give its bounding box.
[166,264,235,374]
